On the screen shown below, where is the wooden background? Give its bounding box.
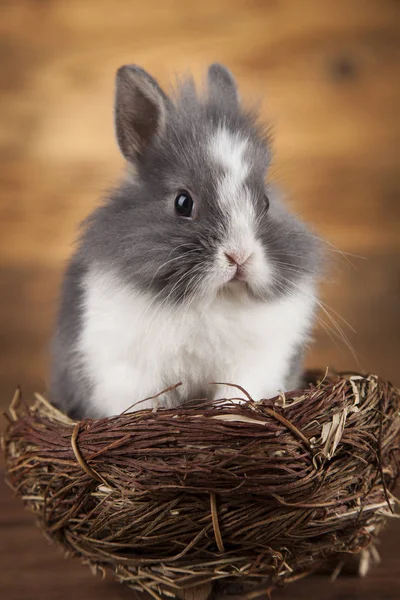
[0,1,399,599]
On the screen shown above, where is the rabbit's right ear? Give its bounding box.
[207,63,238,107]
[115,65,169,162]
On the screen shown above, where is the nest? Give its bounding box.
[2,370,400,600]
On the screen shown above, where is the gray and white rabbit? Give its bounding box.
[50,63,322,419]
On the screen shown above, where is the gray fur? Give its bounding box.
[50,63,322,415]
[207,63,239,107]
[50,260,93,418]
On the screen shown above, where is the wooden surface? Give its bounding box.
[1,0,399,598]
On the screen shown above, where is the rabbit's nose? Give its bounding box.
[225,251,251,266]
[225,251,253,281]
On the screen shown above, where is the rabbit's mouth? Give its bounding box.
[230,264,248,282]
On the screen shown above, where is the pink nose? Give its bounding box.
[225,252,248,266]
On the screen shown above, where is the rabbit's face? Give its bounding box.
[105,64,321,305]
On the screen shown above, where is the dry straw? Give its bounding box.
[2,370,400,599]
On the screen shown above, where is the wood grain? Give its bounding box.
[0,0,399,598]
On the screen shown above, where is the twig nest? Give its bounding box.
[2,370,400,599]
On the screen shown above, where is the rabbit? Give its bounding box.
[50,63,323,419]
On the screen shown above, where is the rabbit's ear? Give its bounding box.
[115,65,169,162]
[207,63,239,107]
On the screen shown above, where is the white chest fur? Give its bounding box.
[78,268,316,416]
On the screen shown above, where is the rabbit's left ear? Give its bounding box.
[207,63,238,106]
[115,65,169,163]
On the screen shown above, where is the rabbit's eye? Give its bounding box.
[175,191,194,218]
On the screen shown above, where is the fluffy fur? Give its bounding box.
[50,63,322,418]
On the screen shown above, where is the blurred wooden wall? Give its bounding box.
[0,0,399,409]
